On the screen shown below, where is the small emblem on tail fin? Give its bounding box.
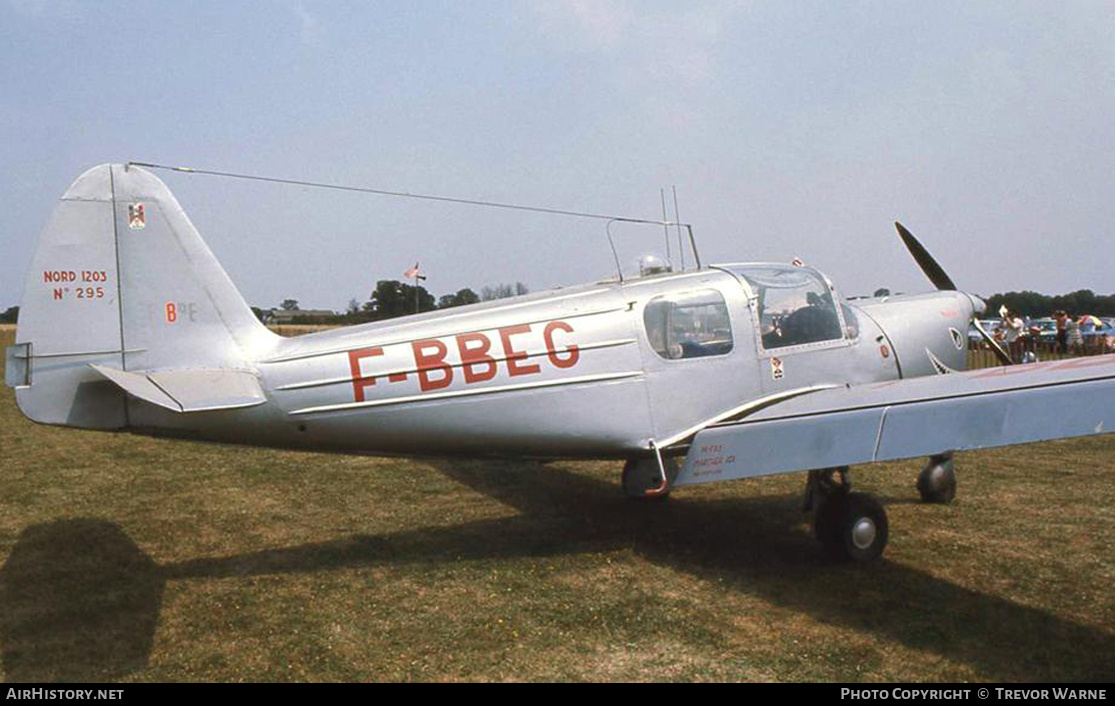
[128,203,145,229]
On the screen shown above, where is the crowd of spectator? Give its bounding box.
[979,309,1115,363]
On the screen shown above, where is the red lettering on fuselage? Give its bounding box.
[456,332,497,383]
[543,320,579,369]
[499,324,542,377]
[348,347,385,402]
[346,319,581,402]
[412,339,453,391]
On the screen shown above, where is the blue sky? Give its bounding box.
[2,1,1113,310]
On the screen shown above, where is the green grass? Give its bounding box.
[0,327,1112,682]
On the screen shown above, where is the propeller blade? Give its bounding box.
[971,317,1014,366]
[893,223,1012,366]
[895,221,957,291]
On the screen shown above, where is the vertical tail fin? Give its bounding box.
[7,163,277,428]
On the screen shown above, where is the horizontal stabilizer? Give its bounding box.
[676,355,1115,486]
[90,365,266,413]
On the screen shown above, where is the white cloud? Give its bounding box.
[5,0,81,20]
[557,0,635,50]
[531,0,744,88]
[526,1,751,136]
[292,2,323,47]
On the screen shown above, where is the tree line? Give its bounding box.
[255,280,530,325]
[984,290,1115,318]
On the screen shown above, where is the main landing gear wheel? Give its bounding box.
[815,492,889,563]
[621,457,679,500]
[917,453,957,504]
[806,468,889,562]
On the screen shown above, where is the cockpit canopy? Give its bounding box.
[732,265,846,349]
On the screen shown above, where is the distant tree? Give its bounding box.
[1052,290,1108,317]
[346,298,361,315]
[0,306,18,324]
[280,299,300,311]
[250,306,266,323]
[480,282,529,301]
[984,289,1115,318]
[438,288,480,309]
[873,288,891,298]
[367,280,436,319]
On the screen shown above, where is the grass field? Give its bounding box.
[0,326,1112,682]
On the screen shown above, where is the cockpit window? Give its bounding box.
[841,302,860,340]
[738,266,843,349]
[643,289,734,360]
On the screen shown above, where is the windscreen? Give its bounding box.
[736,266,843,349]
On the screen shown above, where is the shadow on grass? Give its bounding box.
[2,460,1111,680]
[0,519,163,682]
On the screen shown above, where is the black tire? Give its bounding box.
[816,492,889,562]
[917,459,957,504]
[621,457,679,500]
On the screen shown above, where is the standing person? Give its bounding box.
[1054,310,1069,354]
[1002,309,1025,363]
[1066,313,1084,355]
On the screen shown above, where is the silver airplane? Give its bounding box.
[7,164,1115,562]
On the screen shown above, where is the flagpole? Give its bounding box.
[405,262,425,315]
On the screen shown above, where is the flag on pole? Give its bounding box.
[404,262,426,314]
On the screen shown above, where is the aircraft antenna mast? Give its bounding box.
[672,186,685,270]
[660,188,672,264]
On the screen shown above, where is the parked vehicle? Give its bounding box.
[1028,317,1058,343]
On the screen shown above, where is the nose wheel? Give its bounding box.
[917,453,957,504]
[806,468,889,562]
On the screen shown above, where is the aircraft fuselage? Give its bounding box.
[126,266,973,459]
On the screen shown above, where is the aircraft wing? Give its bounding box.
[674,355,1115,486]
